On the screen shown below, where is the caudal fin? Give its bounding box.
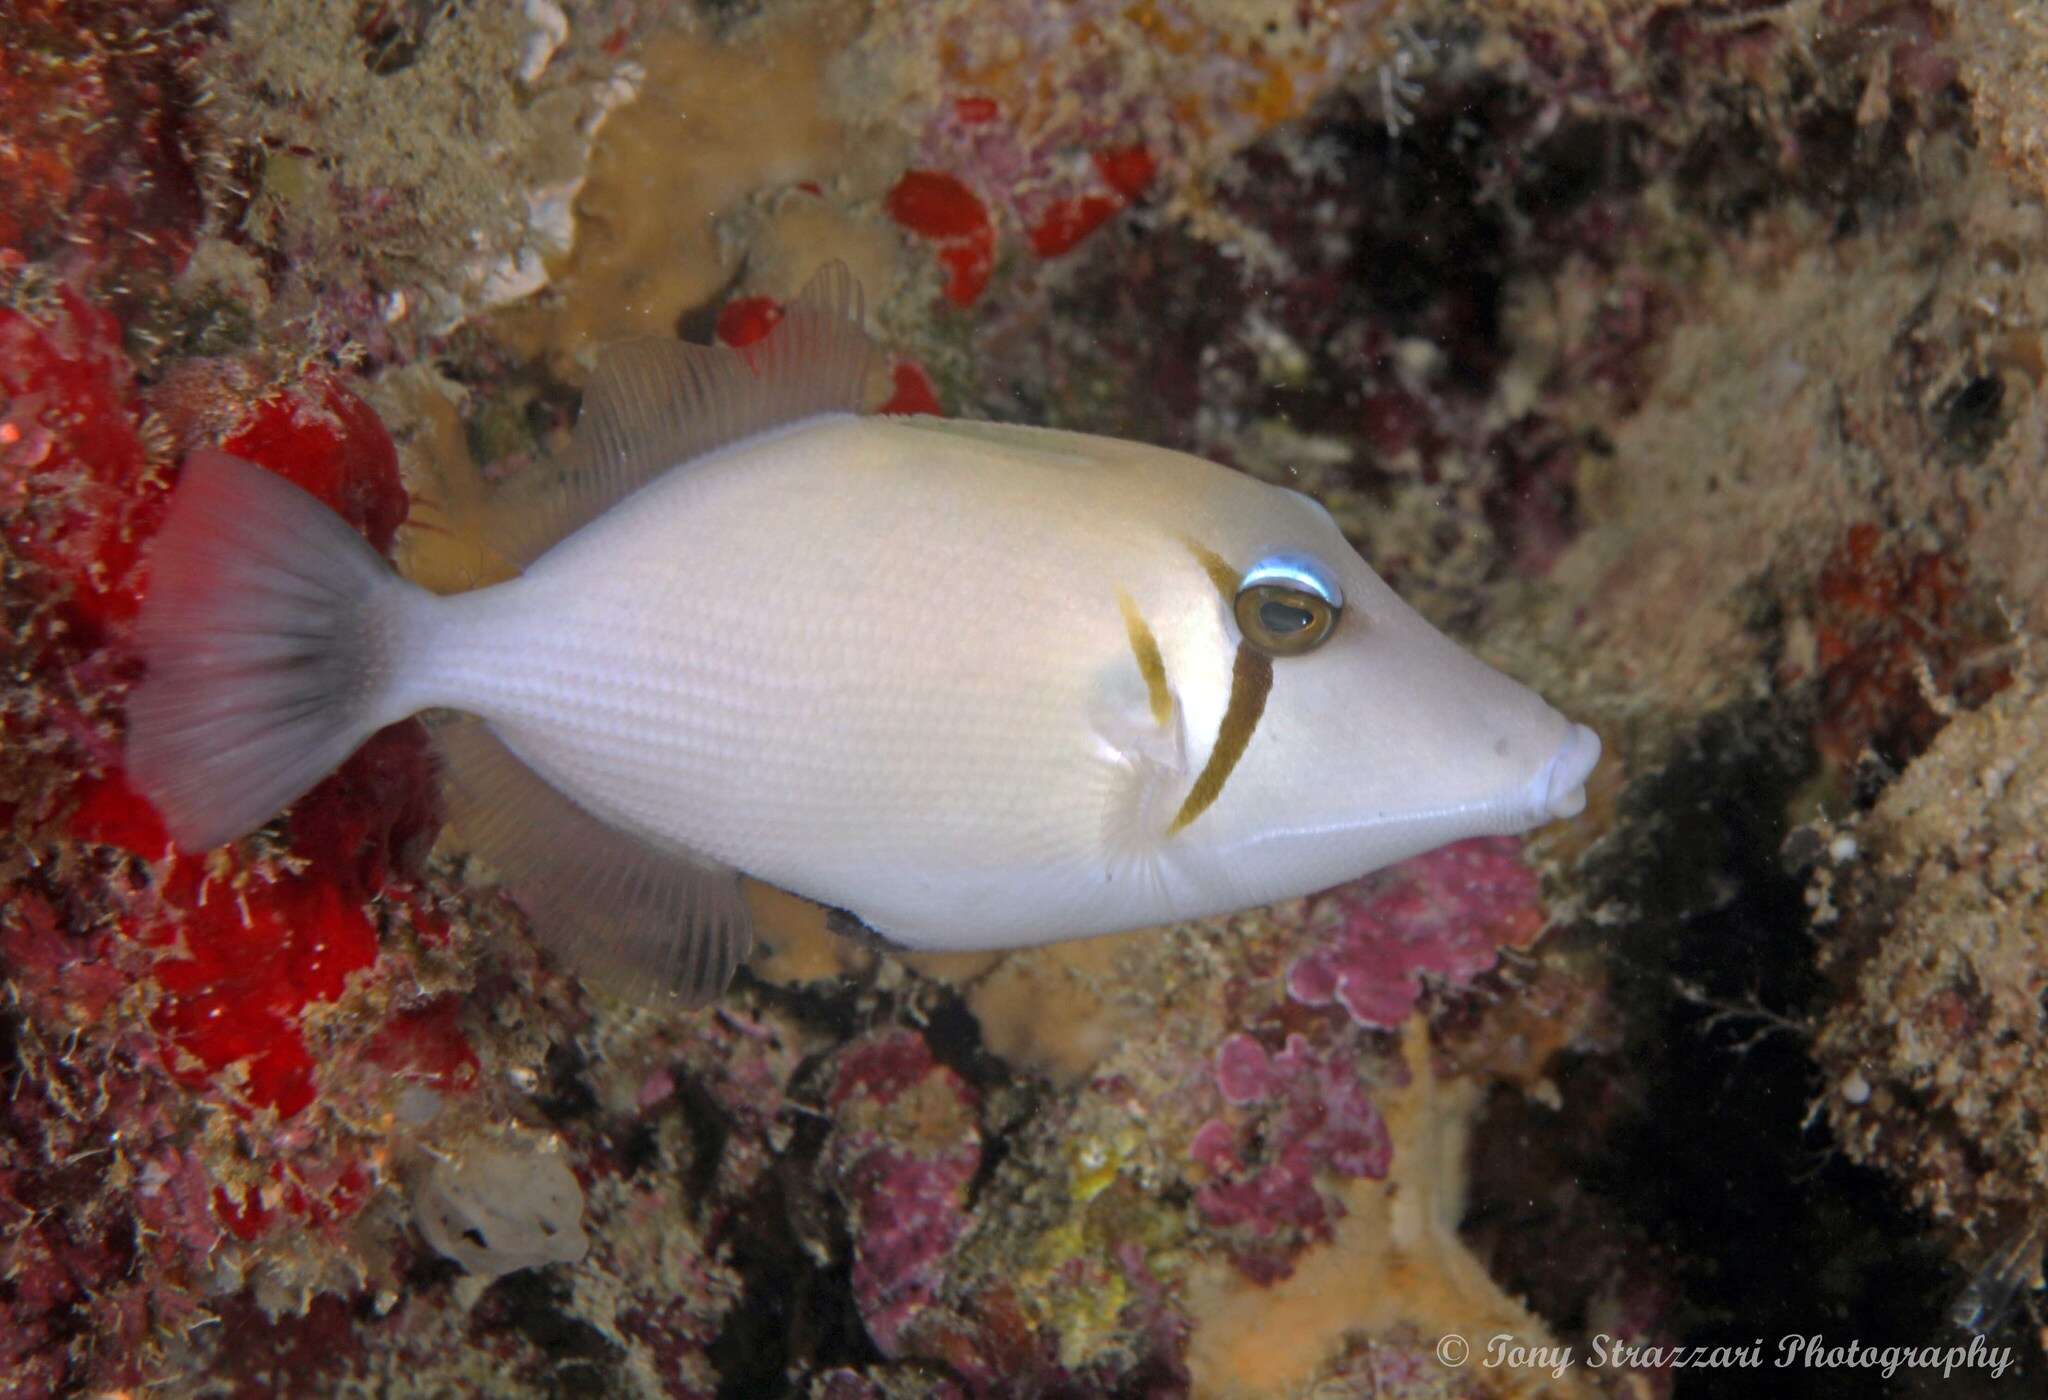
[126,449,419,851]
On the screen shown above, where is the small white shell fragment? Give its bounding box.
[395,1083,443,1126]
[519,0,570,84]
[584,63,644,137]
[413,1139,588,1283]
[526,180,579,257]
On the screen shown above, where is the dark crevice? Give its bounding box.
[472,1268,627,1400]
[706,1115,879,1398]
[1937,372,2008,466]
[913,983,1042,1208]
[533,1041,599,1125]
[673,1071,733,1210]
[732,965,869,1046]
[355,0,455,77]
[1469,702,1995,1397]
[615,1117,661,1178]
[915,983,1016,1099]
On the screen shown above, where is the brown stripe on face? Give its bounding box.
[1168,538,1272,835]
[1170,641,1272,834]
[1184,538,1239,605]
[1117,591,1174,730]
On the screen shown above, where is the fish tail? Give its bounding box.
[126,449,431,851]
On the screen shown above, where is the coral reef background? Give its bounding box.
[5,0,2048,1395]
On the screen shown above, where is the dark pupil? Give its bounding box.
[1258,598,1315,635]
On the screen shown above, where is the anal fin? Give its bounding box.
[435,718,751,1003]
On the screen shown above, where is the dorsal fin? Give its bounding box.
[496,261,877,567]
[435,716,752,1003]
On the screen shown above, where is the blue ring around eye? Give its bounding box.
[1239,553,1344,609]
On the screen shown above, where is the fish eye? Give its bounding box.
[1234,553,1343,657]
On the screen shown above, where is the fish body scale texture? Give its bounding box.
[410,416,1219,943]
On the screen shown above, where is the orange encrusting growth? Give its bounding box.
[1811,522,2001,771]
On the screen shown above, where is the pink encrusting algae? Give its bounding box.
[825,1030,983,1355]
[1192,1032,1394,1282]
[1288,837,1548,1030]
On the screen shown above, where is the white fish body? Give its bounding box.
[128,267,1599,999]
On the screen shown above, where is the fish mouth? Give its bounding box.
[1532,723,1601,820]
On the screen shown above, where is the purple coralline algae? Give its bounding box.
[826,1029,983,1356]
[1289,837,1547,1029]
[1193,1031,1394,1281]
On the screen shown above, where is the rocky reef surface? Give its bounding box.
[5,1,2048,1396]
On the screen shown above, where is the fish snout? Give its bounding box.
[1530,722,1601,820]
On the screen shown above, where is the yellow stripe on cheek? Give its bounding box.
[1168,642,1272,834]
[1183,539,1239,605]
[1118,591,1174,730]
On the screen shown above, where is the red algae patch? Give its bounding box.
[713,294,787,350]
[0,290,160,635]
[20,316,438,1121]
[878,359,945,416]
[0,0,206,301]
[885,170,996,307]
[2,278,499,1388]
[1027,148,1157,259]
[147,872,382,1118]
[217,376,410,554]
[885,170,994,243]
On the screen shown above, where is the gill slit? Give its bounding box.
[1168,540,1273,836]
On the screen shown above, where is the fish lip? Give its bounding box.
[1533,722,1601,820]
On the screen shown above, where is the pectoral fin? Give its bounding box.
[1090,679,1189,867]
